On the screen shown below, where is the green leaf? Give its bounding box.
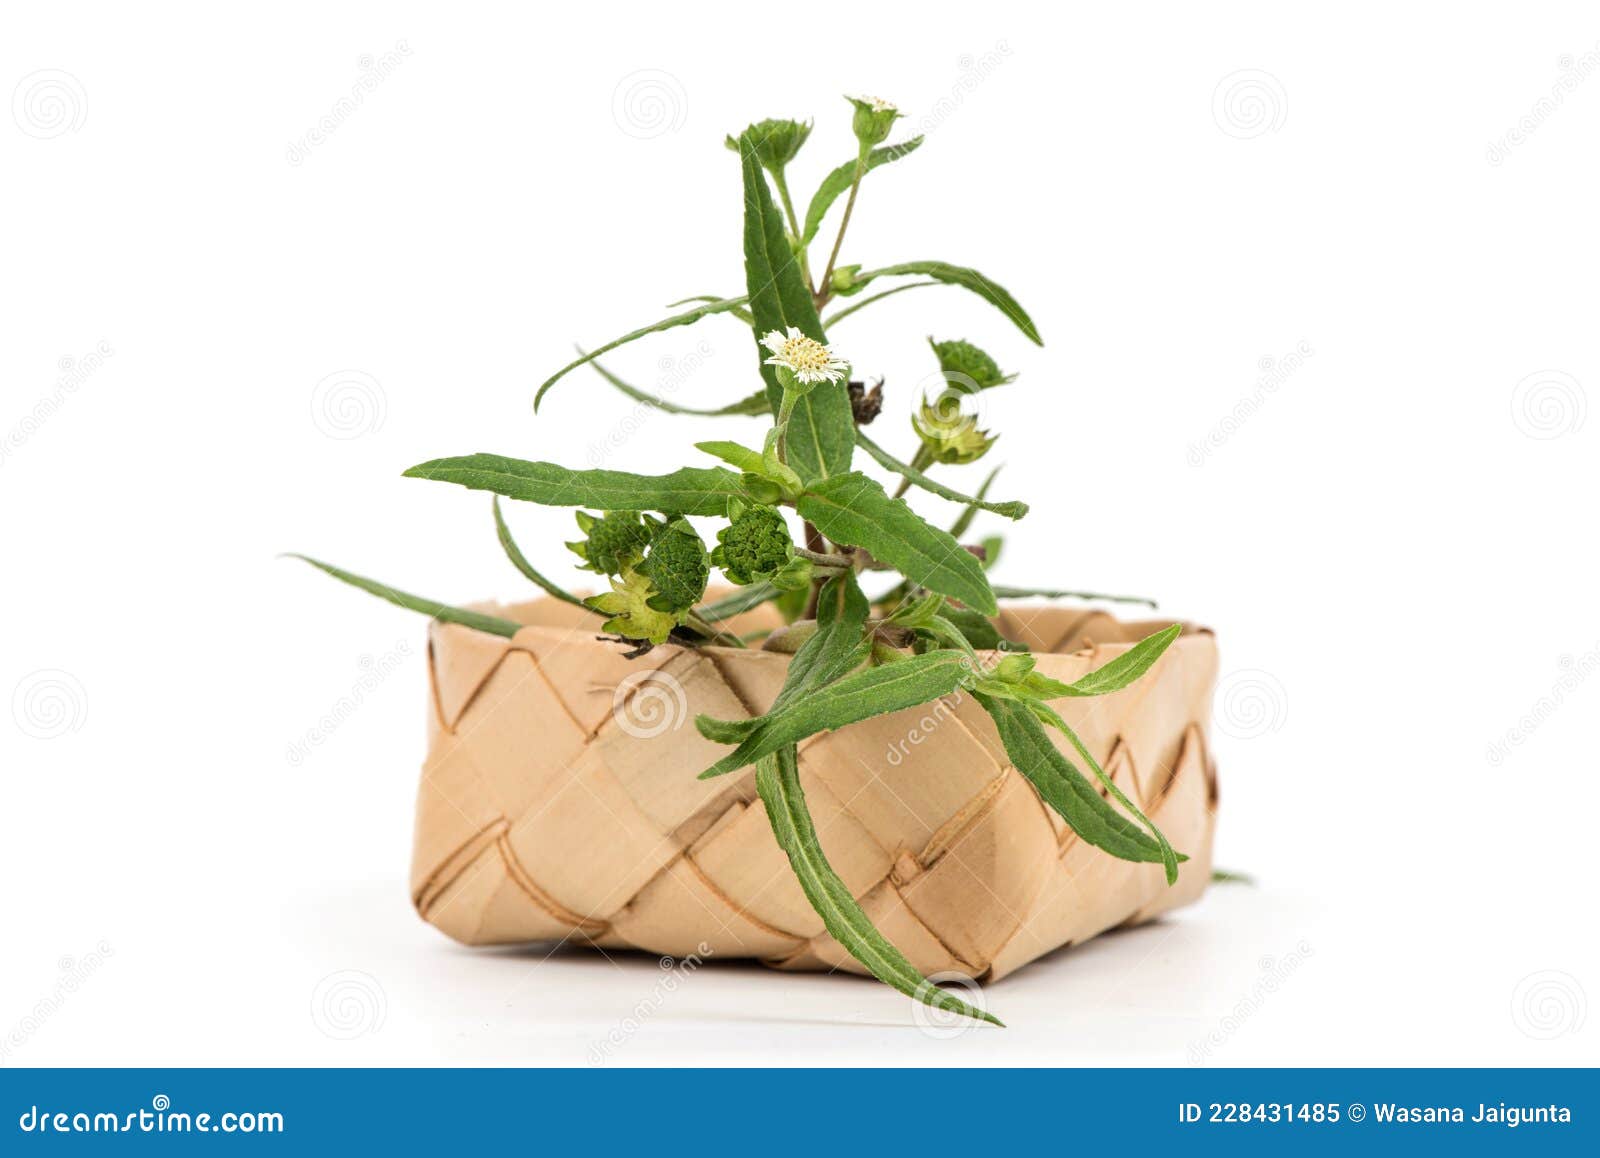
[796,473,997,614]
[534,295,751,410]
[697,649,972,779]
[975,692,1180,873]
[1020,623,1182,699]
[665,294,755,325]
[491,498,588,609]
[855,431,1028,520]
[991,585,1158,610]
[824,280,939,328]
[801,137,924,244]
[696,582,781,623]
[588,357,768,416]
[288,554,523,639]
[939,605,1024,653]
[404,454,748,517]
[738,130,854,483]
[1212,868,1255,885]
[585,567,680,645]
[1027,699,1180,884]
[694,440,768,474]
[852,261,1042,345]
[756,745,1000,1027]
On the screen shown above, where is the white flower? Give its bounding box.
[864,96,895,113]
[761,327,849,386]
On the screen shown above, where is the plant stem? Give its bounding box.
[795,547,855,569]
[818,149,867,308]
[892,446,933,498]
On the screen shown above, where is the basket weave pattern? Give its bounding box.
[411,597,1219,981]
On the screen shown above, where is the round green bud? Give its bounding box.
[715,505,794,585]
[638,518,710,614]
[930,338,1011,391]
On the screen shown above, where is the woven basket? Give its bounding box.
[410,596,1219,982]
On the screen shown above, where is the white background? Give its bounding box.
[3,2,1597,1066]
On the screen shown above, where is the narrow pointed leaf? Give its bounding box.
[738,130,854,482]
[991,584,1158,610]
[855,432,1028,520]
[694,440,768,474]
[796,472,997,614]
[1022,623,1182,698]
[405,454,747,516]
[697,649,972,778]
[588,357,768,416]
[535,296,751,409]
[696,582,781,623]
[976,692,1179,871]
[665,294,754,324]
[757,746,1000,1026]
[801,137,924,243]
[853,261,1041,345]
[288,555,522,638]
[492,498,589,609]
[949,466,1002,540]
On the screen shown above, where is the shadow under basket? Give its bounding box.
[411,596,1220,983]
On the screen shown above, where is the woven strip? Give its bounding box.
[410,596,1219,981]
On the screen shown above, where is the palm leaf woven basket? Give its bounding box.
[411,595,1218,982]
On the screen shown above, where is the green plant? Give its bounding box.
[296,96,1186,1027]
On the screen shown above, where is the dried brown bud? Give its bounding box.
[849,378,884,425]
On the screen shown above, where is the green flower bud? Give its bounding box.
[565,510,650,576]
[830,264,864,297]
[713,504,795,585]
[930,338,1013,391]
[637,518,710,614]
[913,399,997,465]
[724,118,812,175]
[990,654,1036,683]
[847,95,901,149]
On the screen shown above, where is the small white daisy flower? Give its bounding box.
[761,327,849,386]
